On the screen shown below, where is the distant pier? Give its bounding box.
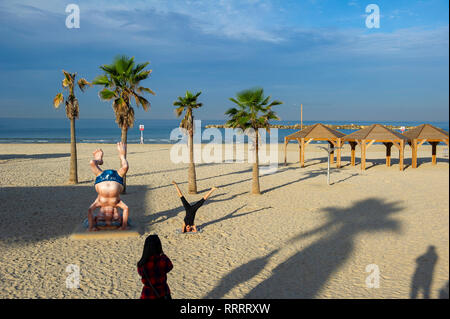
[205,123,413,131]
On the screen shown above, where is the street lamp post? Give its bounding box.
[318,144,341,185]
[300,103,303,130]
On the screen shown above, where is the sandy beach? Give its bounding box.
[0,142,448,299]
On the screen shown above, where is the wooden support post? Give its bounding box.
[337,139,342,168]
[328,141,335,164]
[411,139,417,168]
[300,138,305,167]
[297,139,301,164]
[431,142,438,165]
[399,140,405,171]
[284,138,288,166]
[350,142,356,166]
[385,142,392,167]
[361,140,366,170]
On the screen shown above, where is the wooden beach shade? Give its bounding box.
[284,123,345,168]
[342,124,408,171]
[403,124,449,168]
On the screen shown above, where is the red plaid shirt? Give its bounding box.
[137,254,173,299]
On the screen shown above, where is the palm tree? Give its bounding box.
[53,70,91,184]
[173,91,203,194]
[92,55,155,192]
[225,88,282,194]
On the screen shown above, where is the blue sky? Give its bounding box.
[0,0,448,122]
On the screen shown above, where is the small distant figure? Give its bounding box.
[87,142,129,231]
[410,245,438,299]
[137,235,173,299]
[172,181,217,233]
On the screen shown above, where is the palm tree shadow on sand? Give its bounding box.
[204,249,279,298]
[243,197,403,298]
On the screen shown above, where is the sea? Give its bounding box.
[0,118,448,145]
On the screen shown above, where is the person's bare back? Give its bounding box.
[88,143,129,231]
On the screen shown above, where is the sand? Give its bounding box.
[0,142,448,299]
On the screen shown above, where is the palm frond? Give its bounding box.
[133,70,151,82]
[113,97,127,114]
[99,88,117,100]
[62,78,70,88]
[224,107,239,116]
[267,100,283,108]
[133,62,150,74]
[100,64,117,76]
[113,55,133,75]
[134,94,150,111]
[175,106,185,117]
[226,88,282,131]
[77,78,91,92]
[53,93,64,108]
[62,70,73,82]
[137,86,156,95]
[92,75,111,86]
[94,56,152,130]
[172,91,202,132]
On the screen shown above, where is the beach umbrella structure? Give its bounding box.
[403,124,449,168]
[284,123,345,168]
[342,124,408,171]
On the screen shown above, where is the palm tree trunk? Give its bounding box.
[121,126,128,193]
[68,118,78,184]
[188,129,197,194]
[252,131,260,194]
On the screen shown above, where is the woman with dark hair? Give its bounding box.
[137,235,173,299]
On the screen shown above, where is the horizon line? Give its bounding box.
[0,116,448,124]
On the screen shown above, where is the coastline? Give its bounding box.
[0,118,448,145]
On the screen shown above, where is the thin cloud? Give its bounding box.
[0,0,286,43]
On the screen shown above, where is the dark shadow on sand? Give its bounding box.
[127,166,253,192]
[0,185,149,244]
[141,192,248,228]
[0,153,70,160]
[204,249,279,298]
[231,197,404,298]
[438,281,449,299]
[410,246,438,299]
[198,205,271,231]
[127,162,237,179]
[262,168,359,194]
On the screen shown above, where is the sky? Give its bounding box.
[0,0,448,122]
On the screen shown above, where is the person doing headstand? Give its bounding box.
[171,181,217,233]
[87,142,129,231]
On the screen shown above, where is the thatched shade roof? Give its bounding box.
[341,124,407,171]
[342,124,407,141]
[402,124,449,168]
[284,123,345,168]
[285,123,345,140]
[403,124,449,141]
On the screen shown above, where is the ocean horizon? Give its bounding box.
[0,117,448,145]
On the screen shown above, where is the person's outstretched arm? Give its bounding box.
[88,199,100,231]
[117,142,129,177]
[117,200,129,230]
[172,181,184,198]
